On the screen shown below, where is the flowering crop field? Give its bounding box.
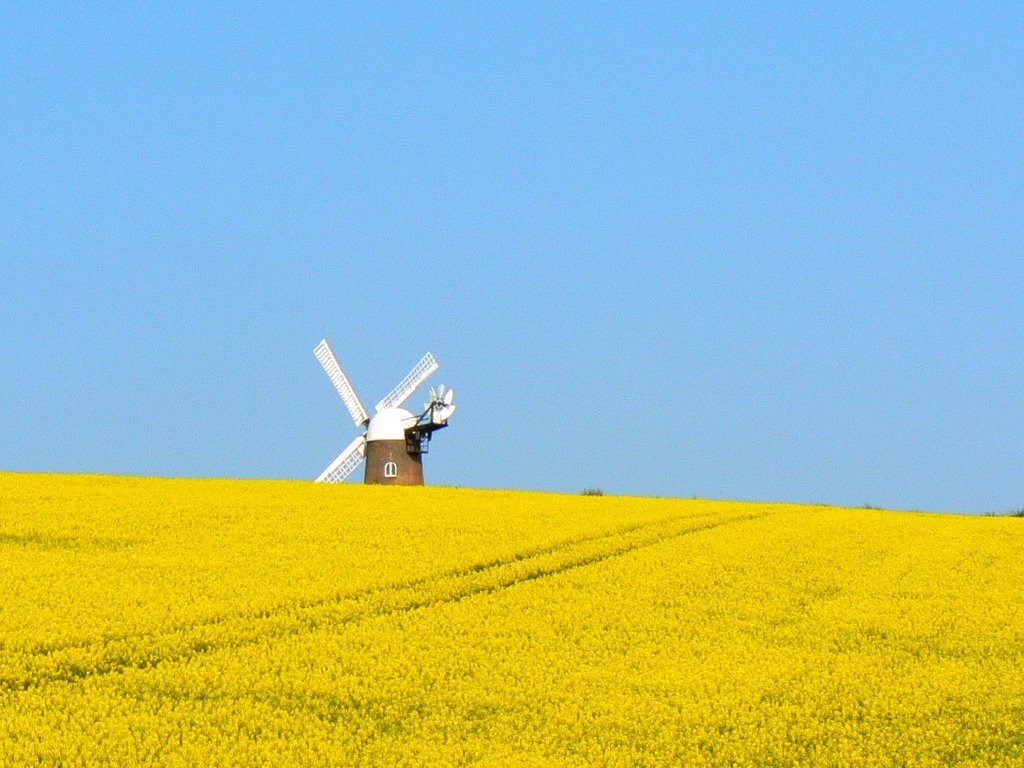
[1,473,1022,766]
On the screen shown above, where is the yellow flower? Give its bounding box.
[1,472,1022,766]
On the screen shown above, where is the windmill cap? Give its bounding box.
[366,407,418,441]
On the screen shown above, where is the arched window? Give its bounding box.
[384,461,398,478]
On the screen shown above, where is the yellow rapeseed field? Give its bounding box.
[1,472,1022,766]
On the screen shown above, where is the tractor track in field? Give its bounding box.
[2,510,770,692]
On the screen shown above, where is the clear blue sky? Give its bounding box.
[2,4,1021,513]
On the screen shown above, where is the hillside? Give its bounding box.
[1,472,1021,766]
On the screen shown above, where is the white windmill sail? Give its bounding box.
[317,434,366,483]
[426,385,456,424]
[375,352,439,412]
[314,339,370,427]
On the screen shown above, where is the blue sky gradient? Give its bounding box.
[2,4,1021,512]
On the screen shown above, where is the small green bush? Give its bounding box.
[581,488,604,497]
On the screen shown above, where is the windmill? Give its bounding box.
[313,338,456,485]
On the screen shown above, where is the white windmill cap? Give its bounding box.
[366,407,418,442]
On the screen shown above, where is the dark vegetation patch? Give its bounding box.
[982,509,1024,518]
[0,531,139,550]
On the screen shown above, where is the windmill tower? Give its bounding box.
[313,338,456,485]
